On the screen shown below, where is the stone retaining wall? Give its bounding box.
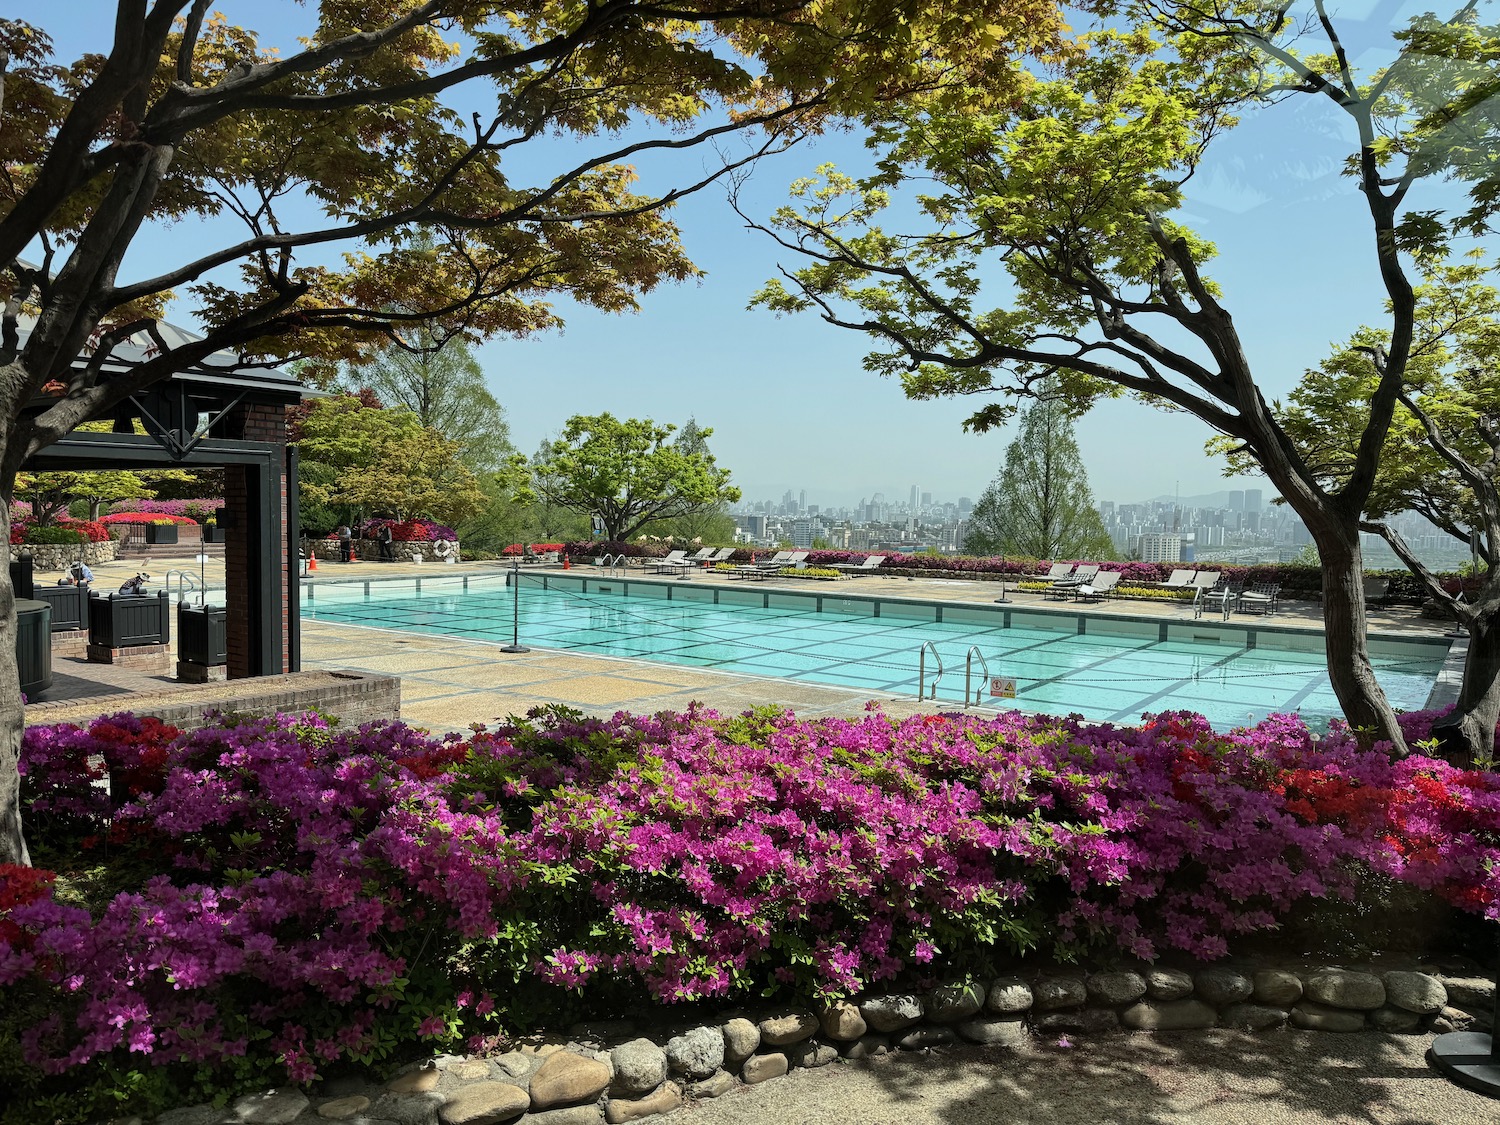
[24,669,400,732]
[10,540,121,571]
[150,961,1495,1125]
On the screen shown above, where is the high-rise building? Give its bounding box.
[910,484,919,510]
[1134,534,1184,563]
[920,491,932,510]
[1244,488,1263,513]
[790,518,814,548]
[1227,490,1244,511]
[799,490,807,512]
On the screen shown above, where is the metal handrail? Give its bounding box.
[163,568,204,606]
[917,641,944,701]
[598,553,627,577]
[963,646,990,707]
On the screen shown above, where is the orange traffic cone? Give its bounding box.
[308,555,318,571]
[563,553,571,570]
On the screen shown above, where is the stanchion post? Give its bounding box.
[501,557,530,654]
[1428,934,1500,1095]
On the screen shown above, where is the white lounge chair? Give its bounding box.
[1075,570,1121,603]
[1158,569,1197,590]
[647,550,689,573]
[829,554,886,576]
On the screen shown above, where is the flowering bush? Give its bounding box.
[107,499,223,521]
[361,517,456,542]
[8,518,112,544]
[99,512,197,526]
[502,542,565,556]
[3,704,1498,1119]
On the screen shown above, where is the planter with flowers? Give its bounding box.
[144,519,179,545]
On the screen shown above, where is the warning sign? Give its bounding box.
[989,676,1017,699]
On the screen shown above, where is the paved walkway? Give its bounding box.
[656,1033,1495,1125]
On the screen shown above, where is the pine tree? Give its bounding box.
[965,393,1114,560]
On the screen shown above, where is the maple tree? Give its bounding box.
[751,3,1500,755]
[0,0,1067,864]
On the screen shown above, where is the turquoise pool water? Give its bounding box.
[304,574,1447,730]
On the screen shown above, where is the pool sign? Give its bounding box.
[989,676,1017,699]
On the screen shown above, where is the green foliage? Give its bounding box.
[20,524,84,544]
[293,395,487,526]
[346,328,513,474]
[965,389,1114,560]
[518,414,741,541]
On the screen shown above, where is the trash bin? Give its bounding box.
[178,603,227,669]
[15,598,51,699]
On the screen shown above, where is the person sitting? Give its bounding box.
[118,572,151,596]
[58,560,94,587]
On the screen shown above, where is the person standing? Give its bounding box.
[337,524,354,563]
[378,523,395,562]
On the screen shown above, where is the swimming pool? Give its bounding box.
[303,573,1448,730]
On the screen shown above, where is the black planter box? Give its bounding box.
[89,590,171,648]
[145,524,180,545]
[178,603,227,667]
[8,555,34,599]
[16,599,52,699]
[32,583,89,631]
[201,524,221,543]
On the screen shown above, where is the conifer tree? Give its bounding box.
[964,392,1113,560]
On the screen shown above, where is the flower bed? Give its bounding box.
[2,705,1497,1120]
[99,511,198,526]
[362,517,457,542]
[8,518,112,545]
[107,498,223,522]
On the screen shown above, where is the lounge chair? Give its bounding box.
[729,550,792,579]
[1074,570,1121,603]
[1039,563,1074,582]
[1158,569,1197,590]
[829,554,886,575]
[1237,582,1281,615]
[1052,563,1101,588]
[647,549,689,573]
[1047,564,1099,599]
[702,547,736,567]
[1189,570,1222,591]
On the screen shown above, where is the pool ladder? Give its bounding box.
[596,553,627,577]
[916,641,944,701]
[918,644,995,707]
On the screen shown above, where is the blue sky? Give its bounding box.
[34,2,1477,508]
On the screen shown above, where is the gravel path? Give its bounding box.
[658,1032,1494,1125]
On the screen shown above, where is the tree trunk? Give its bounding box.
[0,497,30,866]
[1313,526,1408,752]
[1433,603,1500,765]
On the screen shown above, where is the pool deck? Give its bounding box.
[38,554,1465,735]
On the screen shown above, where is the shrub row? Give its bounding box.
[2,705,1497,1120]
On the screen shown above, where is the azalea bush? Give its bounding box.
[502,542,565,556]
[99,512,196,526]
[360,517,457,542]
[106,499,223,522]
[8,518,111,545]
[2,704,1498,1121]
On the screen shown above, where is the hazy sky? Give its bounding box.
[37,3,1476,509]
